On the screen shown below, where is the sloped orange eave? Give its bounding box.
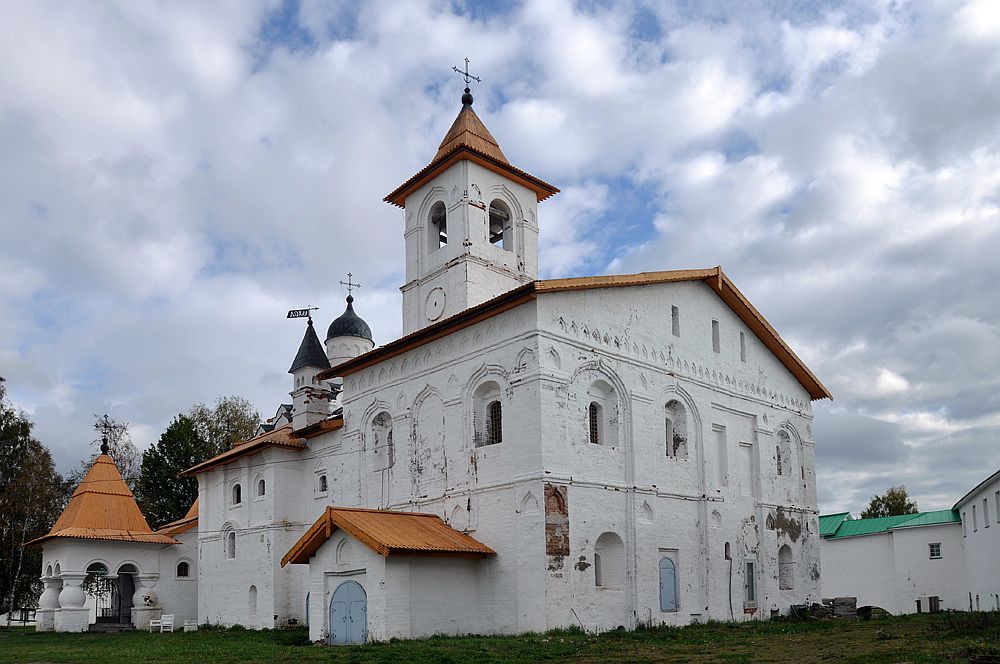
[281,506,495,567]
[384,146,559,208]
[318,267,831,401]
[181,422,336,477]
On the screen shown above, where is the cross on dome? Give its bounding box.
[452,57,481,106]
[339,273,362,302]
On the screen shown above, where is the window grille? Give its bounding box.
[319,475,328,493]
[486,400,502,445]
[588,402,601,445]
[929,543,942,559]
[177,562,190,577]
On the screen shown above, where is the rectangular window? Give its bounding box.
[929,543,942,559]
[712,320,721,353]
[984,498,990,527]
[963,511,968,537]
[973,504,978,532]
[745,561,756,603]
[671,306,680,337]
[995,491,999,523]
[740,331,747,362]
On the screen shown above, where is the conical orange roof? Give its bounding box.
[27,453,176,546]
[384,97,559,208]
[433,105,508,164]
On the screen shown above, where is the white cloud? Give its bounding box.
[1,0,999,516]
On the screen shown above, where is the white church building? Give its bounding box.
[32,84,832,642]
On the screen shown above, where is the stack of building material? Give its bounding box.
[810,602,833,618]
[832,597,857,618]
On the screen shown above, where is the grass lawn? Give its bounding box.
[2,612,999,663]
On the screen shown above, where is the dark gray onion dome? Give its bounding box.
[326,295,372,342]
[288,319,331,374]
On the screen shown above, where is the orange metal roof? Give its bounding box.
[317,267,831,401]
[281,506,496,566]
[181,423,321,476]
[433,105,508,164]
[384,104,559,207]
[27,454,177,547]
[155,499,199,537]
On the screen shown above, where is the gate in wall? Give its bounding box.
[328,581,367,645]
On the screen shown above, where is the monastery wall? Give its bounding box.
[536,281,819,627]
[197,454,308,628]
[820,523,966,614]
[957,473,1000,611]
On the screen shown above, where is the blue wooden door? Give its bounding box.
[659,558,677,611]
[329,581,367,645]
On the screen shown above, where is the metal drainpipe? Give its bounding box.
[728,556,734,620]
[624,399,638,628]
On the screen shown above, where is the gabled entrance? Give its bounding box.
[328,581,366,645]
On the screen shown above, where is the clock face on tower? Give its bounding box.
[425,287,446,321]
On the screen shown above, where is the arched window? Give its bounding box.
[778,544,793,590]
[488,199,512,250]
[487,400,502,445]
[429,201,447,249]
[176,561,190,578]
[659,557,678,611]
[256,478,266,497]
[665,400,689,458]
[473,381,503,447]
[232,483,242,505]
[226,530,236,560]
[319,474,328,493]
[371,411,394,469]
[586,380,617,446]
[594,532,625,588]
[776,430,792,476]
[724,542,731,560]
[588,402,602,445]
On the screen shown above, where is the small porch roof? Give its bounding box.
[281,506,495,566]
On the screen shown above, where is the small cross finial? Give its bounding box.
[453,58,481,106]
[339,273,362,302]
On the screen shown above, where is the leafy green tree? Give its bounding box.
[135,416,211,528]
[0,382,68,622]
[860,485,918,518]
[189,395,260,455]
[134,396,259,528]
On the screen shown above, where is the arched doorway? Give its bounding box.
[328,581,366,645]
[85,563,113,623]
[115,564,137,625]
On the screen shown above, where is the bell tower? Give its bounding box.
[385,67,559,335]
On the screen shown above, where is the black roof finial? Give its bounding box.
[452,57,481,107]
[100,435,109,455]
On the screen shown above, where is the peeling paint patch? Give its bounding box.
[772,508,802,542]
[574,556,591,571]
[544,484,569,556]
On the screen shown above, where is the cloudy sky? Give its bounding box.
[1,0,998,515]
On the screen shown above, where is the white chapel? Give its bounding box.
[32,83,832,642]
